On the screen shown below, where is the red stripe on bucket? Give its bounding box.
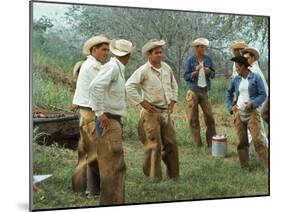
[212,138,227,142]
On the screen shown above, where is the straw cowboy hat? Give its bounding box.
[241,47,260,61]
[72,60,84,81]
[142,39,166,56]
[230,40,248,49]
[109,39,135,57]
[191,38,209,47]
[82,35,110,55]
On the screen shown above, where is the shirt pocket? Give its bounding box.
[146,86,164,103]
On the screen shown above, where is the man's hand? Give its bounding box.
[204,67,211,75]
[168,101,176,114]
[97,114,110,129]
[232,104,238,113]
[140,100,156,113]
[244,101,253,112]
[191,65,202,77]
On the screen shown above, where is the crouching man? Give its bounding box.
[89,39,134,205]
[226,56,268,172]
[125,39,179,182]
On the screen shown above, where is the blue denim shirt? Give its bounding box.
[183,54,216,90]
[226,71,267,113]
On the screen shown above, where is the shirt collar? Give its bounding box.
[87,55,102,69]
[111,57,125,71]
[148,61,162,73]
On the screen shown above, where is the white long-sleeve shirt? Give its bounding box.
[73,55,101,107]
[125,61,178,108]
[89,57,127,116]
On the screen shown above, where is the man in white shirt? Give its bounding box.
[242,47,269,148]
[226,56,268,172]
[89,39,134,205]
[125,39,179,182]
[72,35,110,197]
[183,38,216,148]
[230,40,248,78]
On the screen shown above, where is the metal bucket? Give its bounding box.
[212,134,227,157]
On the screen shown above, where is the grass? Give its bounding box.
[32,104,268,210]
[31,49,267,210]
[32,71,73,110]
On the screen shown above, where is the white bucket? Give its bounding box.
[212,134,227,157]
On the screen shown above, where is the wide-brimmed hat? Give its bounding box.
[230,40,248,49]
[82,35,110,55]
[109,39,134,57]
[72,60,84,80]
[230,56,251,67]
[142,39,166,56]
[241,47,260,61]
[191,38,209,47]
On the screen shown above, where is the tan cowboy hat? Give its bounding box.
[142,39,166,56]
[241,47,260,61]
[109,39,135,57]
[72,60,84,81]
[191,37,209,47]
[82,35,110,55]
[230,40,248,49]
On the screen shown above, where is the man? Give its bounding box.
[183,38,216,147]
[230,40,248,78]
[89,39,134,205]
[242,47,269,147]
[226,56,268,172]
[72,35,110,197]
[125,39,179,182]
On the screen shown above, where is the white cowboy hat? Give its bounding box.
[241,47,260,61]
[109,39,135,57]
[142,39,166,56]
[230,40,248,49]
[191,38,209,47]
[82,35,110,55]
[72,60,84,81]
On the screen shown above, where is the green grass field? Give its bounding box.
[32,47,268,210]
[32,103,268,210]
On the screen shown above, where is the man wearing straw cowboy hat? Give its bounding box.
[72,35,110,197]
[125,39,179,182]
[183,37,217,148]
[242,47,269,147]
[230,40,248,78]
[226,56,268,172]
[89,39,134,205]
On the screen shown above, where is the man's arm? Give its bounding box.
[251,75,267,109]
[125,68,144,105]
[226,78,236,114]
[89,63,118,128]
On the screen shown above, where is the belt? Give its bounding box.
[78,106,92,111]
[104,112,122,125]
[191,86,208,92]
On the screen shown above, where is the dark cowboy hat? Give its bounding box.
[230,56,251,67]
